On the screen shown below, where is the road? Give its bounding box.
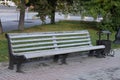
[0,11,82,32]
[0,6,89,32]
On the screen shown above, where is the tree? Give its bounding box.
[0,19,3,34]
[12,0,19,5]
[12,0,29,31]
[75,0,120,31]
[90,0,120,31]
[32,0,51,24]
[18,0,26,31]
[47,0,57,24]
[28,0,73,24]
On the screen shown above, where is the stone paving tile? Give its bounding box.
[0,49,120,80]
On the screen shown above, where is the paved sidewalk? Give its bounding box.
[0,49,120,80]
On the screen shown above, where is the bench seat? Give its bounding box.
[14,45,105,59]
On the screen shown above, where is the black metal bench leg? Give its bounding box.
[8,60,14,70]
[96,49,105,58]
[53,55,59,63]
[16,62,22,72]
[61,54,68,64]
[16,56,25,73]
[8,56,14,70]
[88,50,96,56]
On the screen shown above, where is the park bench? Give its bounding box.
[6,30,105,72]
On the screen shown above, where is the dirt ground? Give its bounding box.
[0,49,120,80]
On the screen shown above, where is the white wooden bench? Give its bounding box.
[6,30,105,72]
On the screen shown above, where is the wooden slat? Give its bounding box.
[11,38,53,43]
[11,35,90,43]
[57,42,91,48]
[9,30,89,39]
[55,35,90,40]
[12,42,53,48]
[12,45,55,52]
[9,30,88,35]
[57,38,90,43]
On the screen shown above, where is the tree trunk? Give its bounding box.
[18,0,26,31]
[49,0,57,24]
[0,19,3,34]
[51,9,55,24]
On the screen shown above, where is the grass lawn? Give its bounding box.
[0,20,120,62]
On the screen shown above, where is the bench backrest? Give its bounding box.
[6,30,92,55]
